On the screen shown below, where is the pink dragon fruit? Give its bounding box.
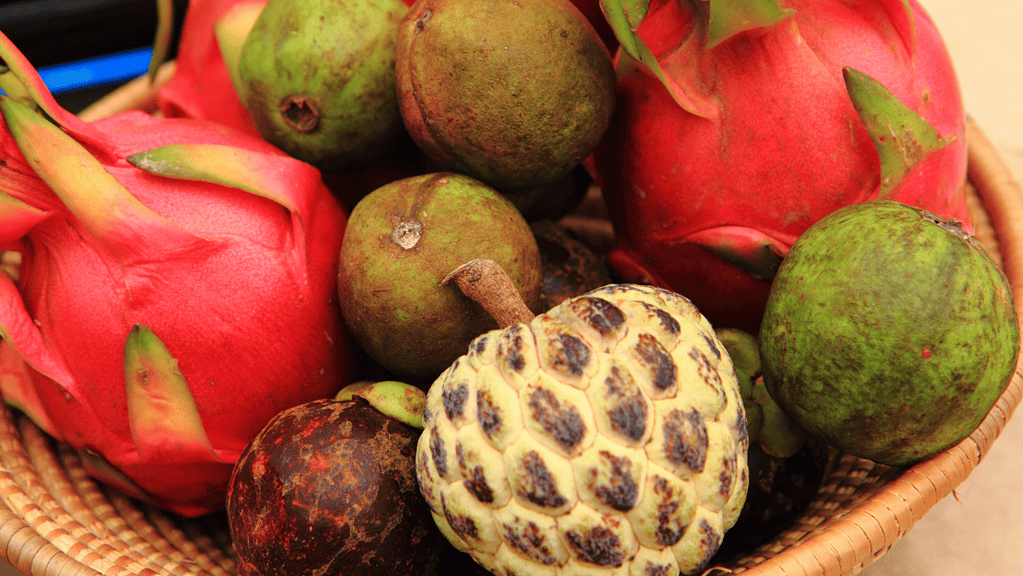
[587,0,969,334]
[0,32,351,517]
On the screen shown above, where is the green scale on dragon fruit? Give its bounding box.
[588,0,969,334]
[0,30,353,517]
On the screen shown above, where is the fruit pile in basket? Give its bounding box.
[0,0,1018,575]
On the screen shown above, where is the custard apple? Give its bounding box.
[416,284,750,575]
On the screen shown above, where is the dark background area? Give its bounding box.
[0,0,189,113]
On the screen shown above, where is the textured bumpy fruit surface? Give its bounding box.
[760,200,1019,466]
[416,284,749,575]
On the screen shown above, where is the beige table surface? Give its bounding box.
[1,1,1021,576]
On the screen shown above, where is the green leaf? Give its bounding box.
[600,0,718,118]
[123,324,222,464]
[148,0,175,81]
[844,67,953,198]
[599,0,650,61]
[0,35,51,116]
[127,144,303,216]
[707,0,794,49]
[336,380,427,429]
[0,30,105,143]
[0,62,34,109]
[618,0,650,29]
[0,96,202,253]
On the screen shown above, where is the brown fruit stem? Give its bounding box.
[443,258,535,328]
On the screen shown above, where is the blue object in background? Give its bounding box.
[35,47,153,94]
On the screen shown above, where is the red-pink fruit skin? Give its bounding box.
[587,0,969,333]
[157,0,267,138]
[1,110,353,517]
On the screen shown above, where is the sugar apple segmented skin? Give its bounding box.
[416,284,750,576]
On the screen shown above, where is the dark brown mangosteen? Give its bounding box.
[227,396,444,576]
[530,219,612,311]
[712,438,834,561]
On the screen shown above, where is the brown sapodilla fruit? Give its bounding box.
[394,0,616,194]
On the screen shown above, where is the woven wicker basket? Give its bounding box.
[1,65,1021,576]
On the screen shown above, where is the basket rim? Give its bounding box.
[1,68,1021,576]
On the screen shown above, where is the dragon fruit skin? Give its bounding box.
[587,0,969,334]
[156,0,267,138]
[0,34,352,517]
